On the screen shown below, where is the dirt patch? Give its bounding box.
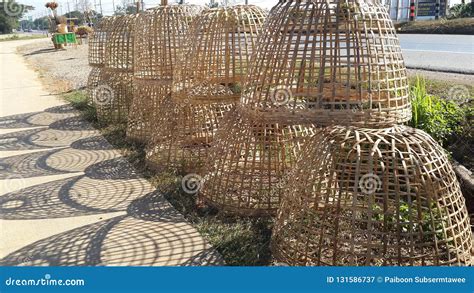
[17,40,90,94]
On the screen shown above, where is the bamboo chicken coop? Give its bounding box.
[272,125,472,266]
[200,0,409,215]
[145,5,267,173]
[92,14,138,123]
[87,17,113,106]
[126,3,205,143]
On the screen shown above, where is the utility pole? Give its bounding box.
[99,0,103,15]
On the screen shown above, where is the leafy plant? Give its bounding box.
[448,3,474,19]
[409,76,465,146]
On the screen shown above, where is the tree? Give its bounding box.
[0,0,34,33]
[63,10,85,25]
[19,19,33,30]
[114,5,137,15]
[33,16,50,30]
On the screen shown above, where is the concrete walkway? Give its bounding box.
[0,40,222,266]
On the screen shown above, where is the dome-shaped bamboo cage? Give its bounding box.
[200,109,316,215]
[145,5,267,173]
[199,0,412,216]
[240,0,411,127]
[88,17,113,67]
[272,125,472,266]
[92,68,134,123]
[93,14,138,123]
[126,3,205,143]
[87,17,113,105]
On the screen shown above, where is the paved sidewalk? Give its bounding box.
[0,40,223,266]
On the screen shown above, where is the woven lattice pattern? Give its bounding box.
[146,5,266,172]
[146,97,233,174]
[92,68,134,123]
[88,17,113,67]
[87,67,103,104]
[241,0,410,127]
[272,125,472,266]
[134,5,204,81]
[104,15,138,72]
[127,5,204,142]
[127,80,172,142]
[199,108,316,216]
[172,5,267,103]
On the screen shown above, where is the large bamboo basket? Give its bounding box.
[86,67,103,104]
[272,125,472,266]
[126,4,204,143]
[199,108,316,216]
[146,97,233,174]
[198,0,412,216]
[104,14,138,72]
[146,5,267,173]
[88,17,113,67]
[240,0,410,127]
[91,68,134,123]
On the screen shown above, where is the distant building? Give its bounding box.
[384,0,453,21]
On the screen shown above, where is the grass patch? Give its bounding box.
[62,89,273,266]
[0,34,48,42]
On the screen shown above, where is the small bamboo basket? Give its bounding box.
[126,4,204,143]
[272,125,473,266]
[146,5,267,173]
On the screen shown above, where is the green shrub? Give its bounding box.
[409,76,465,146]
[448,3,473,19]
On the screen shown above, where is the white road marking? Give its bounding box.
[402,49,474,55]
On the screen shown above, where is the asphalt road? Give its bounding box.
[399,34,474,74]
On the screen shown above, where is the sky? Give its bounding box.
[21,0,277,20]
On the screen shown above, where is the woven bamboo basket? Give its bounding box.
[104,14,138,72]
[91,68,134,123]
[272,125,472,266]
[126,4,204,143]
[146,97,233,174]
[240,0,410,127]
[199,108,316,215]
[146,5,267,173]
[198,0,412,216]
[86,67,103,104]
[88,17,113,67]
